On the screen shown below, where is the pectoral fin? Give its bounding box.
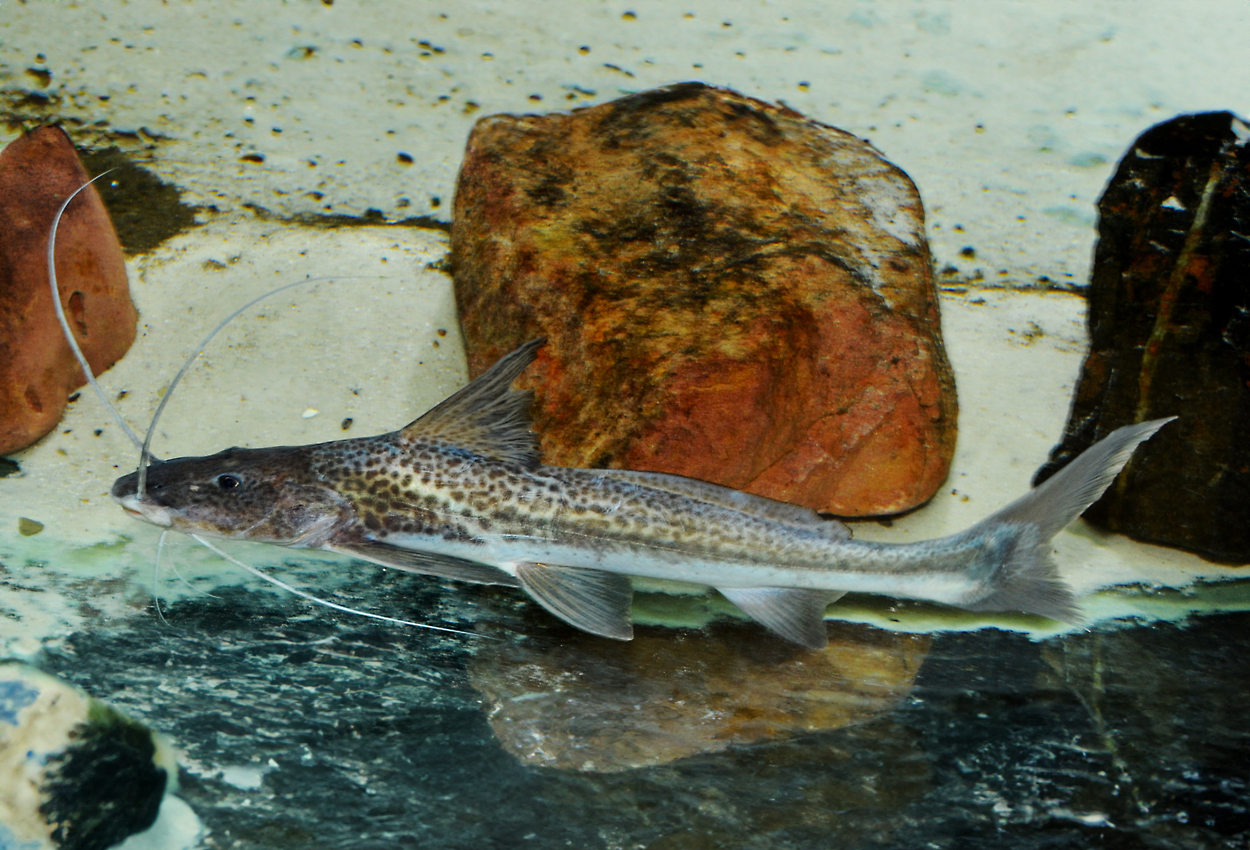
[515,562,634,641]
[333,541,522,587]
[716,587,846,649]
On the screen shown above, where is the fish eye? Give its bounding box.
[216,474,242,491]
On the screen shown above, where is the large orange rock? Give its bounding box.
[0,127,136,455]
[453,83,956,516]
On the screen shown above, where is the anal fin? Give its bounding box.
[516,562,634,641]
[717,587,846,649]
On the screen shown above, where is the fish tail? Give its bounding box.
[960,417,1174,622]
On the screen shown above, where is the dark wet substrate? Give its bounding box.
[37,567,1250,850]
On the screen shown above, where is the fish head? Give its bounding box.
[111,445,350,546]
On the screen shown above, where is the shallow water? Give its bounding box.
[35,570,1249,849]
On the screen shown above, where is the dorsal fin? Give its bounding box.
[401,338,544,467]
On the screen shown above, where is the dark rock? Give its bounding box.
[0,126,137,455]
[0,661,171,850]
[1035,112,1250,563]
[1037,619,1250,841]
[453,82,957,517]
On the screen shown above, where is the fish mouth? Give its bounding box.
[113,493,174,528]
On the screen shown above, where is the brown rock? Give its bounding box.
[453,82,956,516]
[0,126,137,455]
[1034,112,1250,562]
[470,618,929,772]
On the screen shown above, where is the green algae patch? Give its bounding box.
[631,574,1250,640]
[1083,578,1250,623]
[631,591,718,630]
[80,535,133,557]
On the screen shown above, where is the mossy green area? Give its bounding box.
[636,577,1250,639]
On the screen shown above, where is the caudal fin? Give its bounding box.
[961,418,1175,622]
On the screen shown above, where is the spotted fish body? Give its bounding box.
[112,340,1172,648]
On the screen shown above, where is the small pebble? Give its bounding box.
[301,408,319,419]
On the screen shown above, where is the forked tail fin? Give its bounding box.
[960,417,1175,622]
